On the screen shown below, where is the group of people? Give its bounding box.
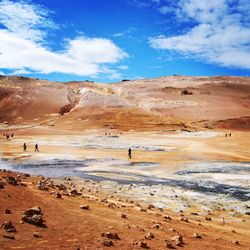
[225,133,232,138]
[23,143,39,152]
[3,133,14,140]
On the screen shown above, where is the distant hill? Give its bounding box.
[0,75,249,131]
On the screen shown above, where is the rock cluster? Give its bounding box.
[36,178,54,191]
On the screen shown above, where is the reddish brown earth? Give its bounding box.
[1,171,249,250]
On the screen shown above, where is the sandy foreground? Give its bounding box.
[0,129,250,249]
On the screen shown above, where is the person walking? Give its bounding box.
[23,143,27,152]
[35,144,39,152]
[128,147,132,159]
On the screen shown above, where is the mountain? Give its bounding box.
[0,75,249,132]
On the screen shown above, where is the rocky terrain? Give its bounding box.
[1,170,249,250]
[0,75,249,132]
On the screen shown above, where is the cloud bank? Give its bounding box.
[149,0,250,69]
[0,0,128,78]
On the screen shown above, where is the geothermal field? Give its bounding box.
[0,75,250,249]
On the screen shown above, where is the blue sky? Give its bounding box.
[0,0,249,82]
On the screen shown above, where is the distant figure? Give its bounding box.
[229,133,232,137]
[128,148,132,159]
[225,133,227,138]
[6,134,10,140]
[23,143,27,152]
[35,144,39,152]
[11,133,14,138]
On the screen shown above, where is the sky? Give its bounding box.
[0,0,249,83]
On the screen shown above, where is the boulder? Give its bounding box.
[22,206,44,226]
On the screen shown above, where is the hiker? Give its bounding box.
[229,133,232,137]
[225,133,227,138]
[128,148,132,159]
[23,143,27,152]
[35,144,39,152]
[11,133,14,138]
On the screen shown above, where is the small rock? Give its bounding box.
[3,234,15,240]
[6,176,18,186]
[232,240,240,245]
[191,212,199,216]
[144,232,154,240]
[108,203,116,209]
[5,209,11,214]
[165,240,173,248]
[133,240,148,248]
[163,215,172,220]
[205,216,212,221]
[1,221,16,232]
[33,232,42,238]
[101,232,120,240]
[153,223,161,229]
[171,235,184,246]
[56,184,67,190]
[101,238,113,246]
[147,204,154,209]
[80,205,89,210]
[70,189,81,196]
[121,213,127,219]
[180,216,189,222]
[54,192,62,199]
[193,233,202,239]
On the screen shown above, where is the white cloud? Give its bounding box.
[0,0,55,41]
[150,0,250,69]
[0,0,128,78]
[118,65,129,70]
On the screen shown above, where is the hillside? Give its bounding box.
[0,75,249,132]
